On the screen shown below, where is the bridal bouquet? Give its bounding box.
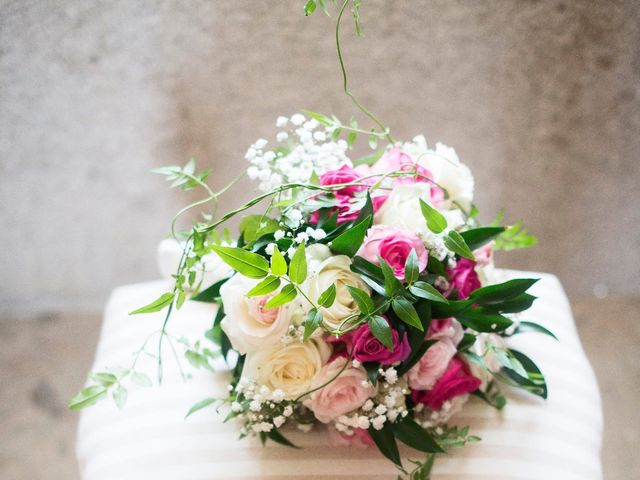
[70,2,554,478]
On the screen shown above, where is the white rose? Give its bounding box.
[417,142,474,211]
[303,244,370,331]
[242,339,332,399]
[220,274,301,355]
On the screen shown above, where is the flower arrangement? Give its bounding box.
[70,2,553,478]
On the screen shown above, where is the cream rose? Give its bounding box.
[302,244,371,331]
[241,339,331,399]
[220,274,300,355]
[304,357,376,423]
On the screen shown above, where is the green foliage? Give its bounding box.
[368,422,402,466]
[270,247,288,276]
[409,282,449,304]
[185,397,217,418]
[239,215,279,244]
[264,284,297,309]
[419,199,448,234]
[368,315,393,350]
[512,321,558,340]
[317,284,337,308]
[393,417,444,453]
[379,257,402,297]
[443,231,475,260]
[129,292,174,315]
[469,278,538,305]
[348,285,375,314]
[288,242,308,284]
[459,227,505,251]
[246,276,281,297]
[330,215,372,257]
[191,277,228,302]
[404,250,419,284]
[392,297,423,331]
[152,158,210,191]
[210,245,270,279]
[303,308,323,341]
[68,385,108,410]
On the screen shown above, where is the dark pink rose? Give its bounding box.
[411,357,481,410]
[446,258,481,299]
[351,317,410,365]
[310,165,385,224]
[357,225,428,280]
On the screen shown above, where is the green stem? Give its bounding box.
[335,0,395,143]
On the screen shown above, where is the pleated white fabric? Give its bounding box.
[76,269,603,480]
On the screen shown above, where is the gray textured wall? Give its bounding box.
[1,0,639,315]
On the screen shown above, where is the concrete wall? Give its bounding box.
[1,0,639,315]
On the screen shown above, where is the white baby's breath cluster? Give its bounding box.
[333,365,409,434]
[232,378,295,435]
[245,113,351,192]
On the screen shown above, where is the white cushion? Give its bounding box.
[76,270,602,480]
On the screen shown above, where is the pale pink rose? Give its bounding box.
[407,338,457,390]
[304,357,376,423]
[412,357,481,410]
[445,258,481,299]
[327,426,374,448]
[427,318,464,345]
[357,225,428,280]
[474,243,494,268]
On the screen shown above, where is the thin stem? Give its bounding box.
[294,352,354,402]
[336,0,395,143]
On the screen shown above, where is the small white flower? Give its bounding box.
[311,229,326,240]
[357,416,371,429]
[291,113,305,126]
[362,399,374,411]
[276,131,288,142]
[360,380,370,388]
[351,359,361,368]
[264,151,276,162]
[295,232,309,243]
[288,209,303,222]
[276,116,288,127]
[383,367,398,385]
[372,415,386,431]
[374,404,388,415]
[265,243,276,256]
[297,423,313,432]
[313,131,327,141]
[231,401,243,412]
[387,409,399,422]
[274,230,285,241]
[272,389,285,402]
[254,138,268,149]
[249,400,262,412]
[273,415,286,428]
[283,405,293,417]
[286,246,296,258]
[245,148,257,160]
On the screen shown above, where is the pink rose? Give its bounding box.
[357,225,428,280]
[446,258,481,299]
[304,357,376,423]
[474,243,494,268]
[350,317,410,365]
[365,147,445,203]
[427,318,464,345]
[327,426,374,448]
[311,165,385,224]
[411,357,481,410]
[407,338,457,390]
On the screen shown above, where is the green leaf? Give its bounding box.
[404,249,419,284]
[185,397,217,418]
[368,132,378,150]
[246,276,281,297]
[112,384,127,409]
[379,257,402,297]
[267,429,301,449]
[317,284,337,308]
[502,349,548,399]
[513,321,558,340]
[444,231,475,260]
[270,247,287,276]
[364,362,380,385]
[456,309,513,332]
[303,308,323,341]
[303,0,316,16]
[368,315,393,350]
[129,292,174,315]
[288,242,308,284]
[351,256,385,283]
[239,215,279,244]
[460,227,505,251]
[457,333,477,352]
[469,278,538,305]
[494,221,538,251]
[263,284,297,309]
[419,199,448,234]
[191,277,229,302]
[393,417,444,453]
[69,385,108,410]
[368,423,402,466]
[392,297,423,331]
[131,372,152,388]
[348,286,374,314]
[303,110,333,126]
[409,281,449,304]
[91,372,117,387]
[176,290,186,309]
[329,215,372,257]
[210,245,269,279]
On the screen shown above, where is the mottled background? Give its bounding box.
[0,1,638,479]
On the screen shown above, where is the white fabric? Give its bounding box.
[77,270,603,480]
